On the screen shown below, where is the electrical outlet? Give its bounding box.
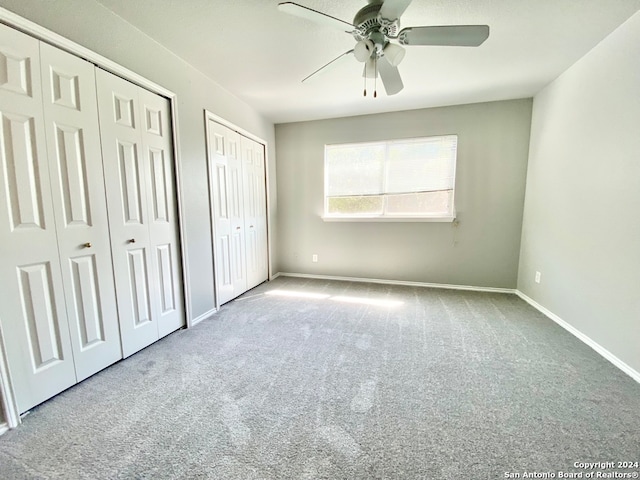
[312,254,318,263]
[535,271,541,284]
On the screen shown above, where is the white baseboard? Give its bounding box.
[274,272,516,294]
[516,291,640,384]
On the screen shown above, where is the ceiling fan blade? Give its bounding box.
[378,57,404,95]
[302,50,354,83]
[278,2,354,32]
[398,25,490,46]
[379,0,413,22]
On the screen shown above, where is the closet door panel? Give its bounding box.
[138,89,183,337]
[215,160,233,299]
[208,121,235,305]
[254,143,268,282]
[242,138,259,288]
[0,24,76,413]
[96,69,158,358]
[242,137,268,290]
[227,131,246,298]
[40,43,122,380]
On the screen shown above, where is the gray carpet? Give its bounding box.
[0,277,639,479]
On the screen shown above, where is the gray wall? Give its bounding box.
[518,12,640,373]
[0,0,277,322]
[275,99,532,288]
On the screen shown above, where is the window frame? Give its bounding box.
[322,135,458,222]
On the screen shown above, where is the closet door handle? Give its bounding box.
[128,238,136,244]
[236,226,241,230]
[83,242,92,248]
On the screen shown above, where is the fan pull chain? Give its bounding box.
[363,72,366,97]
[374,56,377,98]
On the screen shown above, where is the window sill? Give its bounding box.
[321,215,456,223]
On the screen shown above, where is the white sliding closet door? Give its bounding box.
[40,43,122,381]
[208,119,268,306]
[97,69,183,357]
[0,25,76,412]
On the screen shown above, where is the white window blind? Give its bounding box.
[326,143,385,196]
[324,135,458,219]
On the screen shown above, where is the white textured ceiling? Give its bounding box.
[94,0,640,123]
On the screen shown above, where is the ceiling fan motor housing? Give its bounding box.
[353,2,399,42]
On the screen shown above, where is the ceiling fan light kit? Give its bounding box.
[277,0,490,96]
[354,39,375,62]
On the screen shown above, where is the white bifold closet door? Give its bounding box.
[240,136,268,291]
[96,69,183,358]
[208,119,268,306]
[0,26,121,413]
[39,44,122,380]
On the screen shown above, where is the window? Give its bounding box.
[324,135,458,221]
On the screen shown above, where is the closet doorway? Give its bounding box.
[0,19,186,417]
[205,113,269,308]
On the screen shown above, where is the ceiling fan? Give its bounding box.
[277,0,489,96]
